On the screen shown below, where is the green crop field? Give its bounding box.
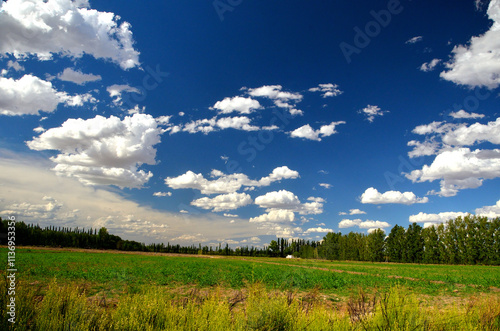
[2,247,500,330]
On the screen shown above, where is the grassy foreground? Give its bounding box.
[1,278,500,330]
[1,248,500,330]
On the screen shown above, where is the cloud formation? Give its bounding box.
[0,0,140,69]
[165,166,299,195]
[191,192,252,212]
[440,0,500,88]
[289,121,345,141]
[0,74,94,116]
[27,114,162,188]
[361,187,429,205]
[57,68,102,85]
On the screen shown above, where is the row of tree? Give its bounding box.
[1,215,499,265]
[320,215,500,265]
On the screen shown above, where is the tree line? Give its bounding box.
[320,215,500,265]
[1,215,499,265]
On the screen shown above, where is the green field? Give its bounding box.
[2,247,500,330]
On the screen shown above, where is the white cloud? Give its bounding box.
[215,116,260,131]
[247,85,302,101]
[0,155,269,244]
[191,192,252,212]
[339,218,390,230]
[249,209,295,223]
[440,0,500,88]
[246,85,303,116]
[0,74,93,116]
[407,140,441,158]
[289,121,346,141]
[319,183,332,189]
[304,227,334,233]
[223,213,238,218]
[0,0,140,69]
[349,209,366,215]
[406,148,500,197]
[475,199,500,218]
[254,190,323,215]
[211,96,262,114]
[358,220,390,229]
[165,166,299,195]
[27,114,162,188]
[441,118,500,146]
[153,192,172,197]
[360,105,388,123]
[107,84,141,106]
[449,110,485,119]
[361,187,429,205]
[7,60,24,71]
[57,68,102,85]
[409,211,469,225]
[412,121,458,135]
[338,219,362,228]
[406,36,423,44]
[308,83,343,98]
[420,59,441,72]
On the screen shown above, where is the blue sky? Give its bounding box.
[1,0,500,246]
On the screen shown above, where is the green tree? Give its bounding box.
[367,229,385,262]
[404,223,424,263]
[385,225,405,263]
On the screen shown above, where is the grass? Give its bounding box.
[1,247,500,330]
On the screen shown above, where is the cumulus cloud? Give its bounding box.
[409,211,469,226]
[475,199,500,218]
[359,105,388,122]
[308,83,343,98]
[0,0,140,69]
[339,218,390,230]
[0,74,94,116]
[440,0,500,88]
[211,96,262,114]
[246,85,303,116]
[289,121,345,141]
[360,187,429,205]
[165,166,299,195]
[153,192,172,197]
[319,183,332,189]
[191,192,252,212]
[57,68,102,85]
[254,190,323,215]
[407,140,441,158]
[449,110,485,119]
[304,227,334,233]
[406,148,500,197]
[441,118,500,146]
[249,209,295,223]
[247,85,302,101]
[420,59,441,72]
[27,113,162,188]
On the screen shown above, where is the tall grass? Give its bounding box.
[1,276,499,330]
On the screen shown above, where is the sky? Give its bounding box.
[1,0,500,246]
